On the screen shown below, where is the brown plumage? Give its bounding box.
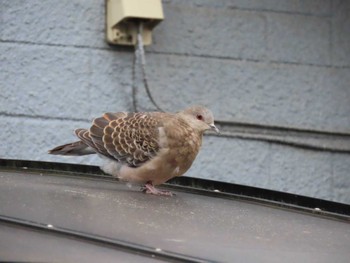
[49,105,219,196]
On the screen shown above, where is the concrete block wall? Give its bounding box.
[1,0,349,203]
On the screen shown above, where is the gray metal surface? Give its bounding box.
[0,169,349,262]
[0,223,158,263]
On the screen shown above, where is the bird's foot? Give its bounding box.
[141,182,174,196]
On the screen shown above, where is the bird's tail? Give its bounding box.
[48,141,96,156]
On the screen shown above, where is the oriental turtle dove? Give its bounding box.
[49,105,219,196]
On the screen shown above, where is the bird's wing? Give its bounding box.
[83,112,164,167]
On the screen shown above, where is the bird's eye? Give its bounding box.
[196,114,203,121]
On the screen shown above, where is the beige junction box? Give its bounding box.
[106,0,164,46]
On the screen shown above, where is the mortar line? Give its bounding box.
[0,112,90,123]
[162,2,332,18]
[149,50,350,69]
[2,39,349,69]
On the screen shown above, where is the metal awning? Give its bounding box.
[0,159,349,262]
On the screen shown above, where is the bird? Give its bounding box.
[48,105,219,196]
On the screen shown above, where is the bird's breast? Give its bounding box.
[165,131,202,176]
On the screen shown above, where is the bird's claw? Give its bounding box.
[141,183,175,196]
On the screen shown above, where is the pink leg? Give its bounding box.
[142,181,174,196]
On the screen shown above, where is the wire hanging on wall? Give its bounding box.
[132,21,164,113]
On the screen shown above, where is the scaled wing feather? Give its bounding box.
[88,112,162,167]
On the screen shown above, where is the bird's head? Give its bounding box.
[179,105,219,134]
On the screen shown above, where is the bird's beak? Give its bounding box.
[210,123,220,133]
